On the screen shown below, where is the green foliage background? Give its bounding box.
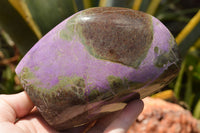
[0,0,200,119]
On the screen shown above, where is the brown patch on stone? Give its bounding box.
[77,7,153,68]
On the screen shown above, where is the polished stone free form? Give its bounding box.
[15,7,180,130]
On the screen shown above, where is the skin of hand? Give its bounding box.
[0,91,143,133]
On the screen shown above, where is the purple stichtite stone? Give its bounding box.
[15,7,180,130]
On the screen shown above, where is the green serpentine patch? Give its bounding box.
[19,67,145,104]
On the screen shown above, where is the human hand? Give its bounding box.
[0,91,143,133]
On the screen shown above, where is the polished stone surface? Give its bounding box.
[16,7,180,130]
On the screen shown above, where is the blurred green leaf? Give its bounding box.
[174,50,200,118]
[193,99,200,119]
[1,66,22,94]
[157,8,199,22]
[178,23,200,57]
[8,0,42,39]
[74,0,84,11]
[146,0,161,15]
[184,70,194,107]
[0,0,38,55]
[194,62,200,80]
[131,0,142,10]
[176,10,200,56]
[75,0,99,11]
[139,0,150,12]
[99,0,133,8]
[174,60,186,99]
[24,0,76,35]
[90,0,100,7]
[2,66,13,80]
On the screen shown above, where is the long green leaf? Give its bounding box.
[139,0,150,12]
[90,0,100,7]
[75,0,99,11]
[99,0,133,8]
[174,60,186,99]
[74,0,84,11]
[0,0,38,55]
[132,0,142,10]
[24,0,76,35]
[176,10,200,57]
[193,99,200,119]
[184,70,194,107]
[8,0,42,39]
[146,0,161,15]
[178,23,200,57]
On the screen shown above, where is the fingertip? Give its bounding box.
[104,99,144,133]
[0,91,34,122]
[16,91,35,117]
[128,99,144,114]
